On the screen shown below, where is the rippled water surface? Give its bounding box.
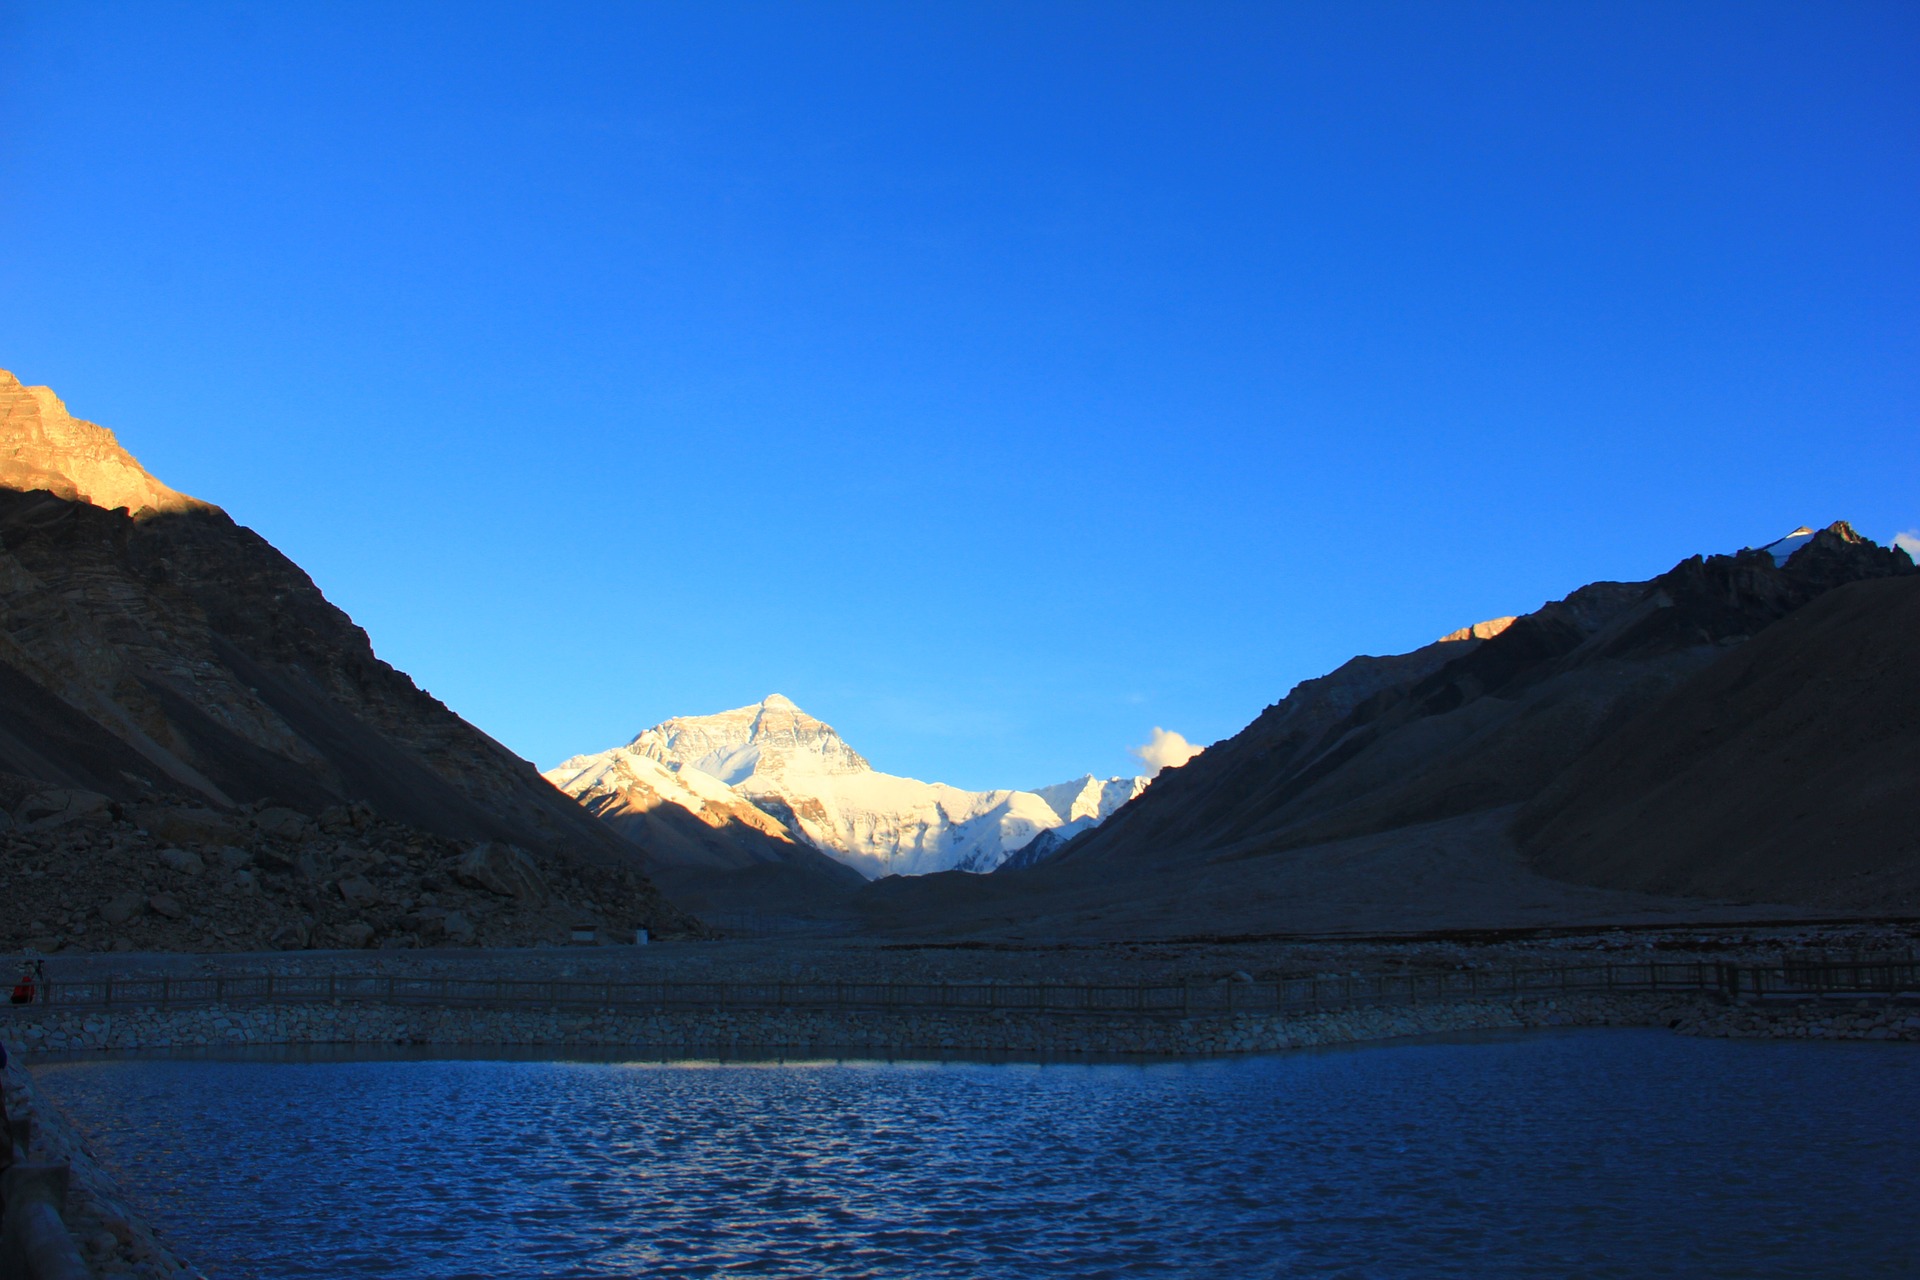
[37,1029,1920,1278]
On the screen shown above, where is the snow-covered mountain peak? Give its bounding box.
[627,694,871,784]
[555,697,1155,880]
[1031,775,1150,825]
[1758,526,1817,565]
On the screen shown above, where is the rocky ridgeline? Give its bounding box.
[0,776,686,955]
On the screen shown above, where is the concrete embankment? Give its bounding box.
[2,1050,203,1280]
[10,993,1919,1059]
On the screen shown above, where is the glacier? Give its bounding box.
[546,695,1153,880]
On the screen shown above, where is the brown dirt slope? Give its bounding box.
[1516,575,1920,911]
[1046,524,1911,880]
[857,525,1913,939]
[579,791,865,924]
[0,490,664,872]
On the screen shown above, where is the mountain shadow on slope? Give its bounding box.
[1515,574,1920,910]
[0,368,702,941]
[1050,523,1910,872]
[860,524,1914,938]
[567,781,866,923]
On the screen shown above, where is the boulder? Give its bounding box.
[441,912,475,943]
[136,806,246,847]
[337,921,376,949]
[147,893,185,920]
[155,847,205,876]
[453,842,550,903]
[252,806,316,841]
[253,847,297,874]
[15,788,112,831]
[268,920,310,950]
[99,891,147,925]
[216,846,253,871]
[404,908,446,941]
[336,875,379,907]
[332,840,371,864]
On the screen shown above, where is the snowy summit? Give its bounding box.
[546,695,1150,879]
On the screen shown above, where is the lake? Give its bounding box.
[35,1029,1920,1278]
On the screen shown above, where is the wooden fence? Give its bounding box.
[10,957,1918,1021]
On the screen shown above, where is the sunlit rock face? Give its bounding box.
[551,696,1153,880]
[1437,616,1518,644]
[547,748,798,845]
[0,370,204,514]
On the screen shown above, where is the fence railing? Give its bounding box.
[7,958,1917,1022]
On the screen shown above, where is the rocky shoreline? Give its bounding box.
[3,1048,204,1279]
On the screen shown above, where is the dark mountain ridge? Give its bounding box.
[862,523,1915,938]
[0,367,699,945]
[1515,572,1920,908]
[1047,522,1909,873]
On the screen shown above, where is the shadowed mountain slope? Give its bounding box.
[1516,574,1920,909]
[546,744,867,922]
[0,368,698,937]
[858,525,1914,938]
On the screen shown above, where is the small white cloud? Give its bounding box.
[1131,727,1203,776]
[1893,530,1920,563]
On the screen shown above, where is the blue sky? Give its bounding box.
[2,2,1915,789]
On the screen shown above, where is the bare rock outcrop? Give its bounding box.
[0,370,203,515]
[454,842,551,904]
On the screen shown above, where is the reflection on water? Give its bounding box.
[37,1029,1920,1279]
